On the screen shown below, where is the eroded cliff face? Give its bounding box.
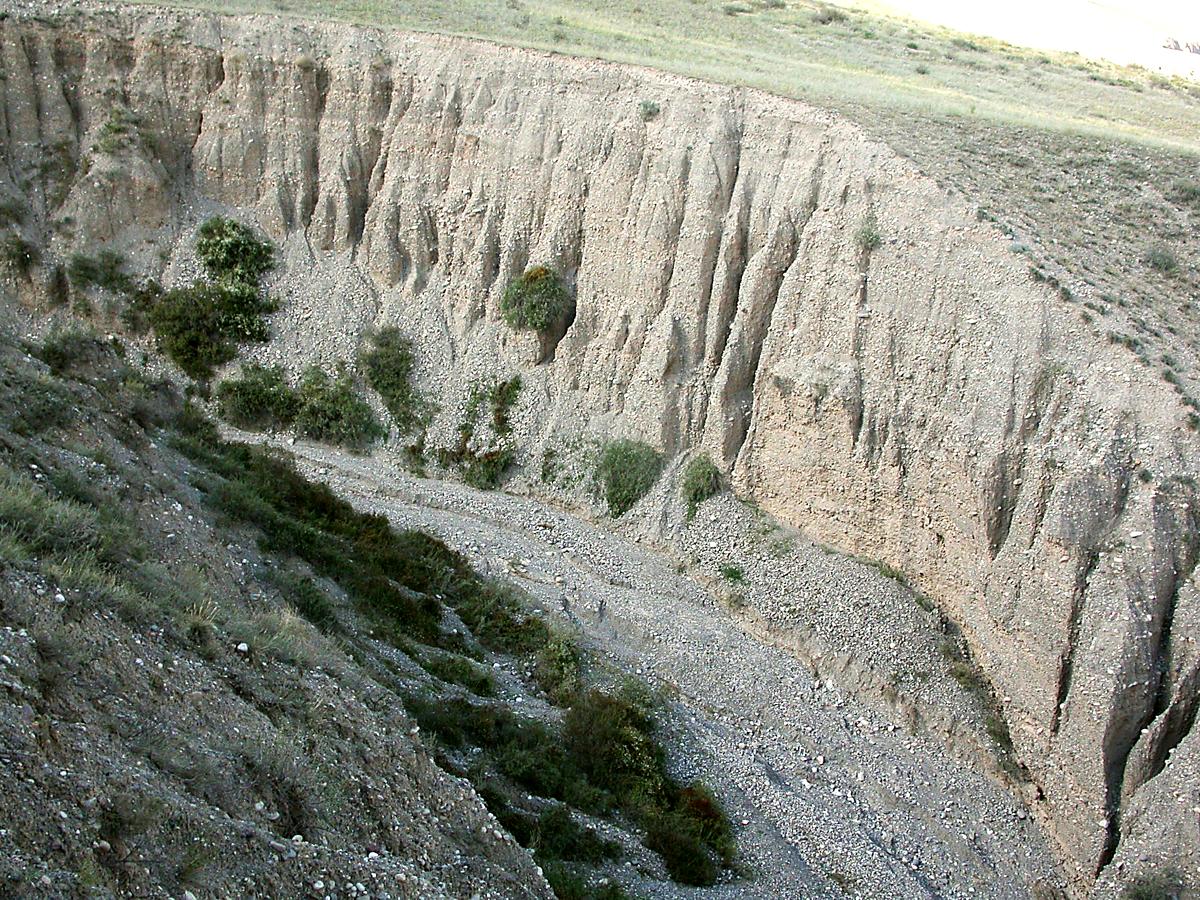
[2,4,1197,891]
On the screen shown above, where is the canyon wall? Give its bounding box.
[1,4,1197,891]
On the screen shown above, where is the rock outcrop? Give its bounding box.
[1,3,1196,892]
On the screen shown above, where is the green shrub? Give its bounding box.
[681,454,721,518]
[440,376,523,489]
[542,862,631,900]
[596,440,662,517]
[644,810,717,885]
[534,805,620,864]
[216,364,299,430]
[359,327,431,433]
[0,470,100,557]
[36,326,109,376]
[535,635,582,704]
[501,266,572,332]
[173,427,455,641]
[462,447,515,490]
[1145,244,1178,274]
[453,578,551,656]
[1123,870,1183,900]
[293,365,384,449]
[564,689,667,801]
[422,652,495,696]
[68,250,131,293]
[855,215,882,251]
[488,375,523,435]
[273,571,339,633]
[148,282,273,379]
[638,100,661,121]
[196,217,274,286]
[0,234,37,277]
[719,564,744,583]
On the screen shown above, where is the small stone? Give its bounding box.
[236,642,250,654]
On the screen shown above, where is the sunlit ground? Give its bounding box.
[855,0,1200,77]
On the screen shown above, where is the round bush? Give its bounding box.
[501,266,571,333]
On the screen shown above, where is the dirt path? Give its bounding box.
[263,439,1061,898]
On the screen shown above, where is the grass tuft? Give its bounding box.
[596,440,662,517]
[681,454,722,519]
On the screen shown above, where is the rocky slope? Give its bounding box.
[1,2,1197,893]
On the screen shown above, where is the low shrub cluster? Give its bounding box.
[68,250,133,294]
[439,376,523,489]
[195,216,276,286]
[216,363,383,449]
[216,364,298,430]
[501,266,572,333]
[1,234,38,277]
[117,217,278,380]
[595,439,663,517]
[681,454,722,519]
[359,326,432,433]
[294,366,385,449]
[173,416,462,643]
[408,681,736,889]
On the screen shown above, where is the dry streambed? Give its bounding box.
[265,439,1063,899]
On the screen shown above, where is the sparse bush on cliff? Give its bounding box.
[501,266,571,333]
[359,327,432,433]
[681,454,721,519]
[855,215,882,251]
[596,440,662,517]
[216,364,299,430]
[137,218,277,380]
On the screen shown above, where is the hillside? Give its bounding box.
[0,2,1198,898]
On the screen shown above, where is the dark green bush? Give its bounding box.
[855,215,881,251]
[216,364,299,430]
[422,652,495,696]
[0,234,37,277]
[462,447,515,490]
[68,250,131,293]
[681,454,721,519]
[273,571,339,633]
[533,805,620,864]
[148,281,275,380]
[196,217,274,286]
[452,578,551,656]
[643,810,718,886]
[542,862,631,900]
[294,365,384,449]
[173,426,459,641]
[359,327,431,433]
[596,440,663,517]
[534,635,582,704]
[501,266,571,332]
